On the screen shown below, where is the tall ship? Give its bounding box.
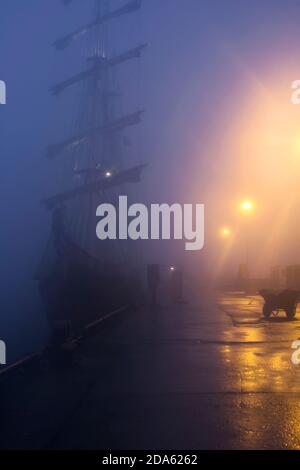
[36,0,147,338]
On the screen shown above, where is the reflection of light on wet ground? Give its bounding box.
[221,345,231,363]
[219,292,300,448]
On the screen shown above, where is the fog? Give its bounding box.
[1,0,300,362]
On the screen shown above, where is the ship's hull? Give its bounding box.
[37,237,138,341]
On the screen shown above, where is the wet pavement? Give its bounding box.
[2,291,300,450]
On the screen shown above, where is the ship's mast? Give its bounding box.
[36,0,147,331]
[44,0,146,260]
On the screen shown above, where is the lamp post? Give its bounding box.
[238,199,255,289]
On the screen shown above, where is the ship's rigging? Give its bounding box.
[44,0,146,237]
[37,0,146,336]
[54,0,142,50]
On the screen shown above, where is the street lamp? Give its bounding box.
[220,227,231,239]
[240,200,254,213]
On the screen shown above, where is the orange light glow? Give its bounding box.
[295,135,300,154]
[240,200,254,213]
[220,227,231,238]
